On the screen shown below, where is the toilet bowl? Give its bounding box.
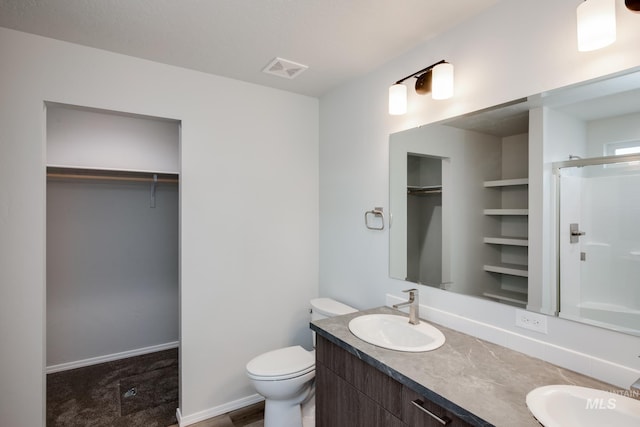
[247,345,316,427]
[246,298,357,427]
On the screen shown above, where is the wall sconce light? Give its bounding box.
[626,0,640,12]
[388,60,454,116]
[577,0,616,52]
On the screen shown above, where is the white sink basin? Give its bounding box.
[526,385,640,427]
[348,314,445,352]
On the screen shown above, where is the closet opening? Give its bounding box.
[45,103,181,427]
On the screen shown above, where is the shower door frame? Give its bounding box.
[552,152,640,326]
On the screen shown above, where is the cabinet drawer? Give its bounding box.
[316,361,404,427]
[316,336,403,418]
[403,386,473,427]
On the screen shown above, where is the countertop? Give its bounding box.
[310,306,615,427]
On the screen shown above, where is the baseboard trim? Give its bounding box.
[177,394,265,427]
[46,341,180,374]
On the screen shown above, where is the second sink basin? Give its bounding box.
[348,314,445,352]
[526,385,640,427]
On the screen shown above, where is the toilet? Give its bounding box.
[246,298,357,427]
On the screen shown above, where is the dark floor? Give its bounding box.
[47,348,179,427]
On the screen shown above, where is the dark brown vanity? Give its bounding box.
[311,306,614,427]
[316,335,474,426]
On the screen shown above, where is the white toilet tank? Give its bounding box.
[310,298,357,321]
[310,298,357,345]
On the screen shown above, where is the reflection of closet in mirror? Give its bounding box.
[406,154,443,285]
[482,131,529,306]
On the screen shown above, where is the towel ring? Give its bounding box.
[365,207,384,230]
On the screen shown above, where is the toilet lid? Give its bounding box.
[310,298,357,317]
[246,345,314,379]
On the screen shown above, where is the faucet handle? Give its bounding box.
[402,288,418,300]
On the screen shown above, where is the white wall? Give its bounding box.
[47,105,180,173]
[0,27,318,427]
[47,180,179,368]
[587,112,640,156]
[320,0,640,389]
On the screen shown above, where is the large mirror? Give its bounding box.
[389,66,640,336]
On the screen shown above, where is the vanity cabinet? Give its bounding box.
[402,386,472,427]
[316,336,474,427]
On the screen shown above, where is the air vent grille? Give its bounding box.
[262,57,308,79]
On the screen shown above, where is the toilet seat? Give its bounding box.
[246,345,315,381]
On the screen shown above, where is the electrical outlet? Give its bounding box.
[515,309,548,334]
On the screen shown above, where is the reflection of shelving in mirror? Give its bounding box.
[484,178,529,187]
[484,236,528,246]
[482,290,527,306]
[407,185,442,195]
[483,263,528,277]
[484,208,528,215]
[481,128,529,306]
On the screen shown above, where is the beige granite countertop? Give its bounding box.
[311,306,616,427]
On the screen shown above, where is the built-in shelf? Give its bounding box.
[483,209,528,216]
[482,291,528,306]
[46,166,179,183]
[482,149,529,304]
[407,185,442,195]
[483,263,528,277]
[483,236,529,246]
[483,178,529,187]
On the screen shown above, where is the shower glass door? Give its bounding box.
[557,154,640,334]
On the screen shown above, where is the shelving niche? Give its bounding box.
[482,134,529,307]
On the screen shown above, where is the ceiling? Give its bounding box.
[0,0,500,97]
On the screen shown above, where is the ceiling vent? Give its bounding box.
[262,57,308,79]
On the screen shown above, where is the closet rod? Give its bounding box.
[46,167,179,184]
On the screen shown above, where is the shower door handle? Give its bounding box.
[570,223,586,244]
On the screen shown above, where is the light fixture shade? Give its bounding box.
[577,0,616,52]
[431,62,454,100]
[389,83,407,115]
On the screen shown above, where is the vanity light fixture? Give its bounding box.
[388,60,454,116]
[626,0,640,12]
[577,0,616,52]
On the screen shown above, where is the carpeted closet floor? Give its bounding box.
[47,348,179,427]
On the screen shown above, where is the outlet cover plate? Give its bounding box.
[515,309,548,334]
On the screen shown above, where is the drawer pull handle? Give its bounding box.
[411,399,452,425]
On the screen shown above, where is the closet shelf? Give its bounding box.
[407,185,442,195]
[483,263,528,277]
[483,178,528,187]
[483,209,528,216]
[482,291,527,306]
[47,167,179,183]
[483,236,529,246]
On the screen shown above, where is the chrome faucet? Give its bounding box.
[393,288,420,325]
